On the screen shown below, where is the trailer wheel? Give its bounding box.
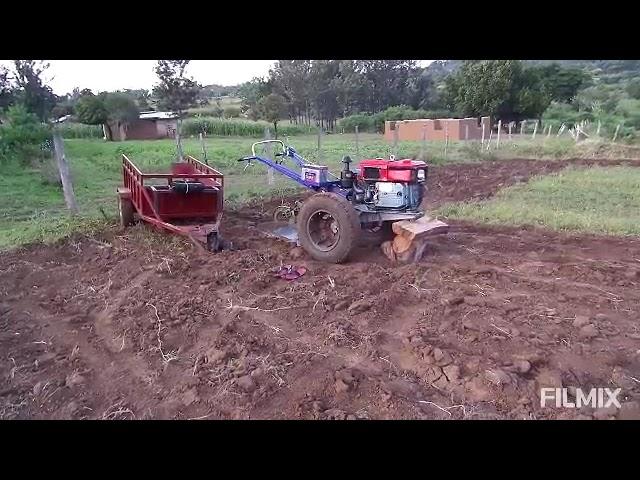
[118,195,134,227]
[297,192,360,263]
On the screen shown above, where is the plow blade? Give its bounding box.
[381,216,449,263]
[257,221,299,244]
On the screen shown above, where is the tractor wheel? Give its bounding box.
[297,192,360,263]
[118,195,134,227]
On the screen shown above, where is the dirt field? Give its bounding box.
[2,158,640,420]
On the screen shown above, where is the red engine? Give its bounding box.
[344,157,428,211]
[357,158,428,183]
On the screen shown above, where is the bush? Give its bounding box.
[0,105,51,164]
[187,106,224,118]
[338,114,375,133]
[182,117,311,137]
[542,102,586,126]
[57,122,104,139]
[223,106,241,119]
[339,106,456,133]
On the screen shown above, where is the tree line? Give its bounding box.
[235,60,594,132]
[238,60,440,131]
[2,59,629,140]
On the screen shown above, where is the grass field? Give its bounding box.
[1,133,638,249]
[438,166,640,235]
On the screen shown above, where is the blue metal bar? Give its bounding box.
[240,152,348,195]
[284,146,306,168]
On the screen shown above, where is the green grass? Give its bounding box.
[0,134,637,250]
[438,166,640,236]
[182,117,313,137]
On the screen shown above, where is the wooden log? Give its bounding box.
[391,234,414,254]
[381,238,429,263]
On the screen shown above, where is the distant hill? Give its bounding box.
[426,60,640,85]
[201,83,239,98]
[525,60,640,84]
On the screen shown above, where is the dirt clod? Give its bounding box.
[236,375,256,393]
[617,401,640,420]
[573,315,591,328]
[335,379,350,394]
[65,372,86,388]
[348,299,372,315]
[535,369,563,389]
[485,369,511,386]
[579,324,599,340]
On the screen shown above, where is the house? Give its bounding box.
[384,116,491,142]
[107,111,178,141]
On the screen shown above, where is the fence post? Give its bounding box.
[596,120,601,137]
[393,123,399,157]
[481,122,486,148]
[486,129,493,151]
[613,124,620,143]
[557,123,566,137]
[520,120,526,136]
[508,122,513,141]
[52,130,79,215]
[465,124,469,141]
[317,126,322,163]
[547,124,552,139]
[532,120,538,140]
[355,125,359,159]
[496,119,502,149]
[199,132,208,165]
[444,121,449,159]
[264,127,274,185]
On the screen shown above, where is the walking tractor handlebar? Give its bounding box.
[237,140,311,178]
[251,140,286,157]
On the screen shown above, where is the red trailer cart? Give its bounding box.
[117,154,225,251]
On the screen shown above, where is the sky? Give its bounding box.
[0,60,434,96]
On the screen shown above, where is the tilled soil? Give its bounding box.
[1,158,640,420]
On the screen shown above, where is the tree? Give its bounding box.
[123,88,152,110]
[152,60,201,161]
[259,93,288,137]
[349,60,416,113]
[0,66,15,113]
[0,104,50,164]
[104,92,139,139]
[51,101,74,119]
[626,79,640,99]
[13,60,57,121]
[238,77,272,115]
[308,61,342,130]
[575,84,623,113]
[444,60,551,123]
[405,68,440,110]
[75,92,109,137]
[269,61,311,124]
[531,63,592,103]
